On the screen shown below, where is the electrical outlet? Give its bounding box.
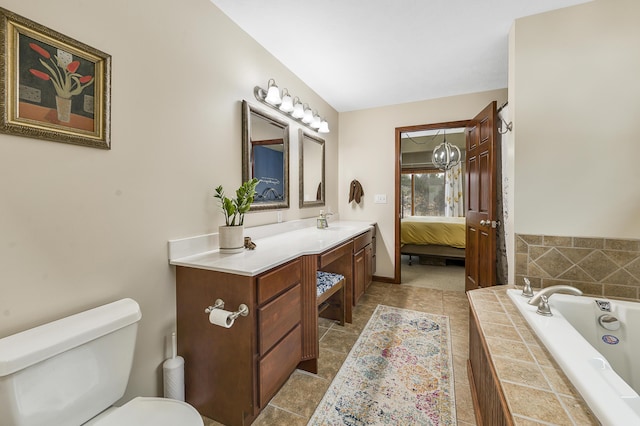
[374,194,387,204]
[277,211,283,223]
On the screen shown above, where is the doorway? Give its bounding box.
[394,120,470,286]
[394,101,503,290]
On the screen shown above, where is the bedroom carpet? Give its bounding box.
[307,304,456,425]
[401,254,465,292]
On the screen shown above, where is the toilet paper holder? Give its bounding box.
[204,299,249,320]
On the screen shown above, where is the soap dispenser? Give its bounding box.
[317,210,328,229]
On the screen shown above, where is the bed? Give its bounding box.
[400,216,466,265]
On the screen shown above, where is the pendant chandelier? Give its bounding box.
[432,130,461,171]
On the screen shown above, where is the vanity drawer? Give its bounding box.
[258,283,301,355]
[319,241,353,269]
[257,259,301,304]
[258,324,302,408]
[353,229,373,252]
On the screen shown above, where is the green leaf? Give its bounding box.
[214,179,259,226]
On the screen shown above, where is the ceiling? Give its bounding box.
[210,0,591,112]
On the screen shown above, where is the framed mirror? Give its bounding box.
[242,100,290,211]
[299,129,325,208]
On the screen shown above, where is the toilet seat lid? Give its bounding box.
[92,397,203,426]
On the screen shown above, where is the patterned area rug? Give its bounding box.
[308,305,456,426]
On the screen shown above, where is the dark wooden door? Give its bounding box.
[465,102,498,291]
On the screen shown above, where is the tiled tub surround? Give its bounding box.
[467,286,599,425]
[515,234,640,300]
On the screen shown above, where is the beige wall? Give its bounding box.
[338,89,508,279]
[0,0,338,401]
[511,0,640,239]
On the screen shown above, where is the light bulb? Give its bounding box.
[310,114,321,129]
[318,120,330,133]
[302,107,314,124]
[292,100,304,118]
[279,90,293,112]
[264,79,281,105]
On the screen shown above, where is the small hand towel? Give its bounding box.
[349,180,364,204]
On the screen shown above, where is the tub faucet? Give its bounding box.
[528,285,583,316]
[521,277,534,298]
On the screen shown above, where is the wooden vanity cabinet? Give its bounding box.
[353,248,366,304]
[174,225,377,425]
[353,227,375,305]
[255,260,303,408]
[176,258,303,426]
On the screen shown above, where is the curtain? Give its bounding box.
[496,104,511,285]
[445,162,464,217]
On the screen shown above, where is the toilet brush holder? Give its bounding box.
[163,332,185,401]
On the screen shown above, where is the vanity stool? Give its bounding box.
[316,271,345,326]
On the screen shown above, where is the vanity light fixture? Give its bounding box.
[432,131,461,171]
[318,119,330,134]
[264,79,282,105]
[302,105,314,124]
[254,79,330,133]
[291,97,305,118]
[279,89,294,112]
[310,113,322,129]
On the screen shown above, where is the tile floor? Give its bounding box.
[203,263,476,426]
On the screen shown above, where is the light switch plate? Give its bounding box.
[374,194,387,204]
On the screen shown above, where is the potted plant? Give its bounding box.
[214,178,259,253]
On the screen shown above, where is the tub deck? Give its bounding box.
[468,286,599,425]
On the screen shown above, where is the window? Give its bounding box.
[401,170,446,217]
[400,125,467,218]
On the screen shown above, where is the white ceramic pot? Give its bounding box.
[219,225,244,254]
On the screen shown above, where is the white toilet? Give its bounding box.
[0,298,203,426]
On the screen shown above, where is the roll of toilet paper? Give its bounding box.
[209,308,235,328]
[163,355,185,401]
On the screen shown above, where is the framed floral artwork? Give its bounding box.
[0,7,111,149]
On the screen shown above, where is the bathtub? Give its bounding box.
[507,289,640,426]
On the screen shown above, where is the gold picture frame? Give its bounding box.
[0,7,111,149]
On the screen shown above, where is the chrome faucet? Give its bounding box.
[527,285,583,316]
[521,277,534,298]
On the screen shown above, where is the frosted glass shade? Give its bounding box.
[292,102,304,118]
[265,85,281,105]
[318,120,330,133]
[279,94,294,112]
[302,108,314,123]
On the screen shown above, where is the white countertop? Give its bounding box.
[168,220,375,276]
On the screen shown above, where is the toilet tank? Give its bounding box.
[0,298,142,426]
